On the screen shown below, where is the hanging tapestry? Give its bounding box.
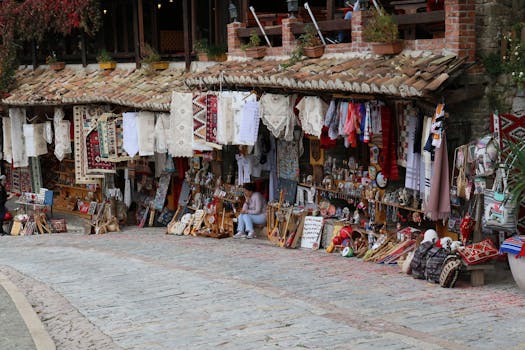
[9,108,28,168]
[97,113,112,159]
[493,113,525,234]
[123,112,139,157]
[9,166,32,195]
[137,111,155,156]
[277,139,299,181]
[73,105,106,184]
[29,157,42,194]
[216,93,234,144]
[192,93,208,150]
[169,92,193,157]
[85,128,116,173]
[206,93,218,143]
[3,117,12,163]
[397,103,409,168]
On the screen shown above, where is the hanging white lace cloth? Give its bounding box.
[259,93,292,138]
[168,91,193,157]
[216,92,234,144]
[155,113,169,153]
[296,96,328,137]
[9,108,28,168]
[137,111,155,156]
[23,123,48,157]
[53,107,71,161]
[238,101,260,146]
[2,117,12,162]
[123,112,139,157]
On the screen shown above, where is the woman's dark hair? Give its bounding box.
[243,182,256,192]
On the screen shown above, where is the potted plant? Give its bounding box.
[208,44,227,62]
[96,49,116,70]
[241,31,266,59]
[194,38,210,61]
[363,8,403,55]
[502,22,525,93]
[298,24,324,58]
[142,44,169,70]
[46,51,65,71]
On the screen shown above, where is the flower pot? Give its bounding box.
[244,46,266,59]
[50,61,65,71]
[370,41,404,55]
[99,61,117,70]
[508,253,525,290]
[150,61,170,70]
[303,45,325,58]
[197,53,209,62]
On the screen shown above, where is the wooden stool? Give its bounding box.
[464,263,495,287]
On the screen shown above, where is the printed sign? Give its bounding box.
[300,216,324,249]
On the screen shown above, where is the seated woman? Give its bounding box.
[233,182,266,239]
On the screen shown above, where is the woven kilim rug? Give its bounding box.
[493,113,525,234]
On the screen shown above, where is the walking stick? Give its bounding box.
[249,6,272,47]
[303,2,326,45]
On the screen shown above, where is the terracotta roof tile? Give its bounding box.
[2,65,190,111]
[186,54,466,98]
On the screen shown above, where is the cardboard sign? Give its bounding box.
[300,216,324,249]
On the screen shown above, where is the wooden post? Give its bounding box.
[81,32,87,67]
[31,40,37,69]
[151,1,158,51]
[112,1,118,55]
[138,0,145,58]
[132,0,141,67]
[214,0,220,44]
[208,0,214,44]
[241,0,248,24]
[183,0,191,71]
[326,0,335,20]
[191,0,197,51]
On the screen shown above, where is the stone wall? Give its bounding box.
[453,0,525,143]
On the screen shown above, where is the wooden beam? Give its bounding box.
[132,0,141,67]
[291,19,350,34]
[394,10,445,26]
[238,25,283,38]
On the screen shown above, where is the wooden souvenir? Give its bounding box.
[309,139,324,166]
[10,221,22,235]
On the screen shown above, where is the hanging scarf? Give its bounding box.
[53,108,71,161]
[426,133,450,220]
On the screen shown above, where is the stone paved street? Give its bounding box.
[0,229,524,350]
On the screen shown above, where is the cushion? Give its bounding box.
[439,256,462,288]
[457,239,498,265]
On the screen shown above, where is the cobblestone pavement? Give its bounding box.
[0,229,524,350]
[0,284,36,350]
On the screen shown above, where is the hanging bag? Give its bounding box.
[483,167,518,232]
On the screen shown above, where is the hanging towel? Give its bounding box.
[238,101,260,146]
[9,108,28,168]
[324,100,337,127]
[296,96,328,137]
[168,91,193,157]
[44,121,53,144]
[3,117,12,163]
[123,112,139,157]
[232,91,256,145]
[426,134,450,220]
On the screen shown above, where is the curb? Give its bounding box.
[0,271,56,350]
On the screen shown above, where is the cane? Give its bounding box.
[303,2,326,45]
[249,6,272,47]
